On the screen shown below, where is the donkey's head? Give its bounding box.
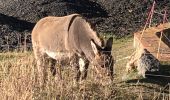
[91,37,114,80]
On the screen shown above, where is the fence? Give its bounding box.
[0,31,32,52]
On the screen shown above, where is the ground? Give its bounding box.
[0,36,170,100]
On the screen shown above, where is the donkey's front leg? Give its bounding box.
[70,55,81,85]
[79,58,89,82]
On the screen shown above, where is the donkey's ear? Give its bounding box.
[105,37,113,51]
[91,40,98,55]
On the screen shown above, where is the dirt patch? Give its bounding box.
[0,0,170,51]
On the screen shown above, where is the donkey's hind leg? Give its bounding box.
[48,58,57,76]
[33,47,47,86]
[56,61,63,80]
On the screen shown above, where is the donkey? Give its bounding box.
[31,14,114,85]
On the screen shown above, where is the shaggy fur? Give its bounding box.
[126,49,160,78]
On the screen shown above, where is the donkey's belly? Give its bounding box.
[45,50,73,60]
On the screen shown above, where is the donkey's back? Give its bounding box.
[32,14,79,54]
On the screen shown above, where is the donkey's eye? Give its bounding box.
[101,65,105,68]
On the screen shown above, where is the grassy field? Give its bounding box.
[0,36,170,100]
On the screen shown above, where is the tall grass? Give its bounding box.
[0,37,170,100]
[0,52,34,100]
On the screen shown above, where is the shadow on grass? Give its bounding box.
[126,64,170,87]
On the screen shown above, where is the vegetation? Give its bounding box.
[0,37,170,100]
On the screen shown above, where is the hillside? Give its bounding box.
[0,0,169,51]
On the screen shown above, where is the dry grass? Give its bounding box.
[0,52,34,100]
[0,36,170,100]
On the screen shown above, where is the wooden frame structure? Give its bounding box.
[134,23,170,61]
